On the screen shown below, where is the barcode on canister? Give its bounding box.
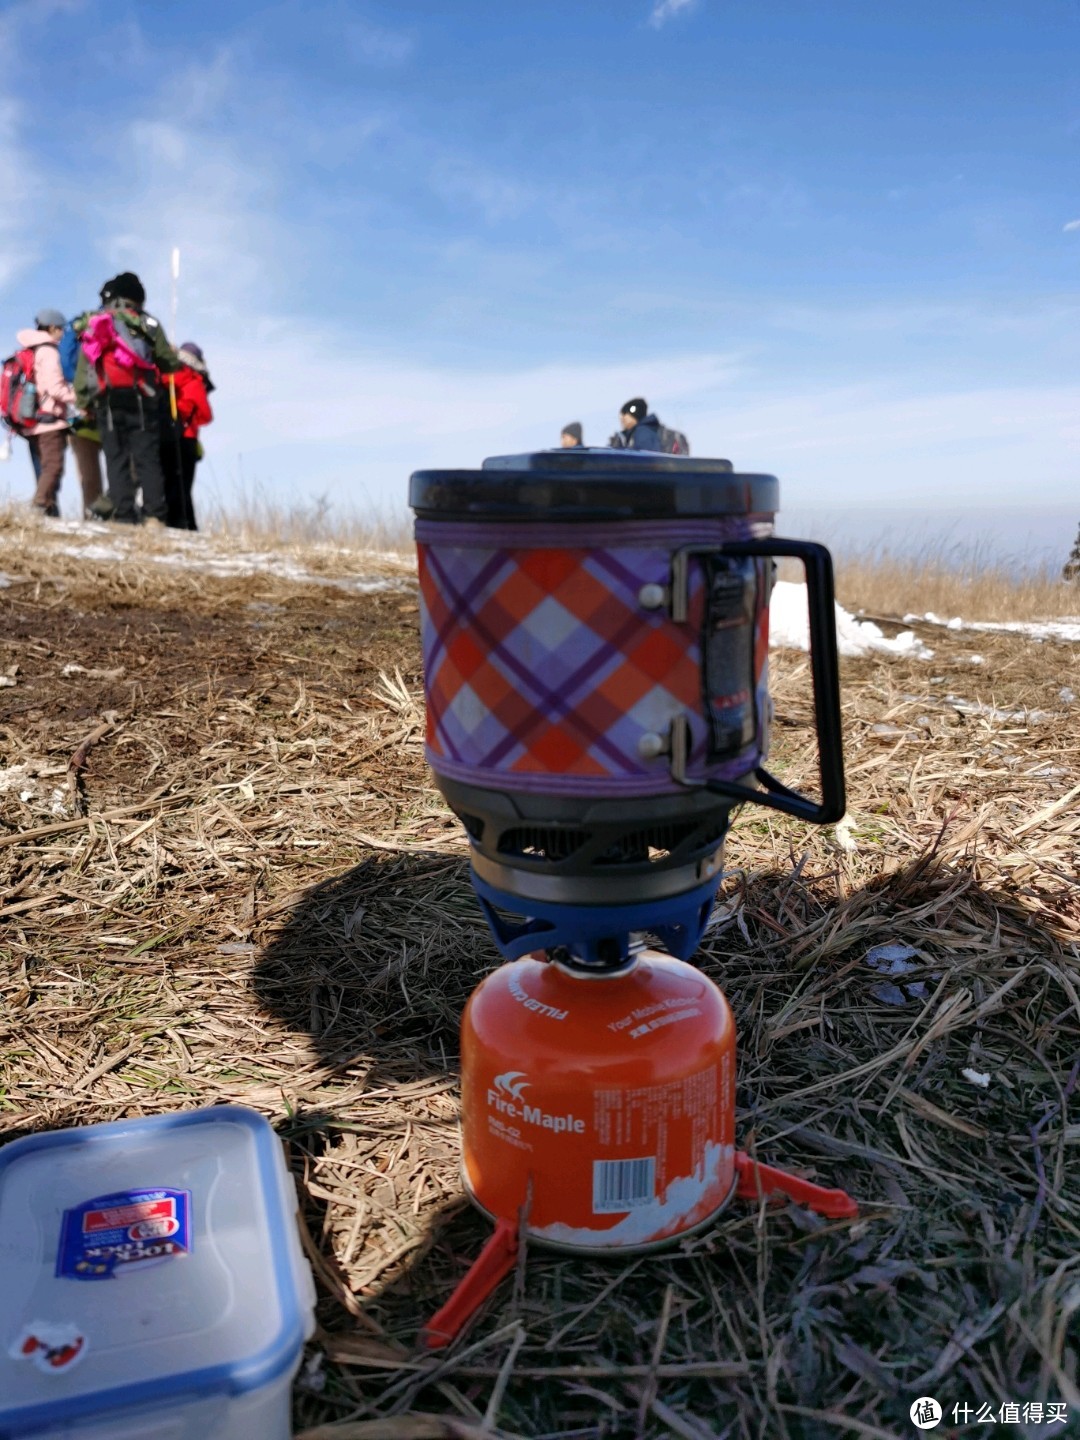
[592,1156,656,1213]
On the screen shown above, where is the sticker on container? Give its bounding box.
[57,1189,191,1280]
[10,1321,87,1374]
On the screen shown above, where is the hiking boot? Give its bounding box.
[89,494,115,520]
[142,516,168,531]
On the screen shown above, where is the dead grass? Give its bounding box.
[834,541,1078,625]
[1,511,1078,1438]
[199,482,414,553]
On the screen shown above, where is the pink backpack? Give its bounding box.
[80,311,157,395]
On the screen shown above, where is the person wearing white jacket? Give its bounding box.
[17,308,76,516]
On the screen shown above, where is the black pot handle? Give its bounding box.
[695,538,846,825]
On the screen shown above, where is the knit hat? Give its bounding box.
[34,308,66,330]
[178,342,207,372]
[620,398,647,420]
[560,421,583,443]
[99,272,146,307]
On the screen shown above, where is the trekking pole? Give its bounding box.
[170,247,180,343]
[168,246,181,429]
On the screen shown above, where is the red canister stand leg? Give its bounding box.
[420,1217,519,1351]
[419,1164,857,1350]
[734,1151,858,1219]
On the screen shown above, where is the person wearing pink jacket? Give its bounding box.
[17,308,76,517]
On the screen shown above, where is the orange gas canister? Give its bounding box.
[460,950,736,1252]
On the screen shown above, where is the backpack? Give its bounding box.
[0,348,43,435]
[658,424,690,456]
[59,321,80,383]
[79,309,157,399]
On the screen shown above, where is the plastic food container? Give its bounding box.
[0,1105,316,1439]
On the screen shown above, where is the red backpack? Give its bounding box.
[78,311,158,400]
[0,348,41,435]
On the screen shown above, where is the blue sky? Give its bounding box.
[1,0,1078,534]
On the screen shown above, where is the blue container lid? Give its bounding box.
[0,1106,315,1432]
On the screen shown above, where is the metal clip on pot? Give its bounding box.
[670,538,846,826]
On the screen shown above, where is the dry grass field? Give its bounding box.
[1,508,1078,1439]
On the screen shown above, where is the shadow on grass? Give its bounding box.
[253,846,1080,1439]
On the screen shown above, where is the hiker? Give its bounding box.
[12,309,77,517]
[609,398,662,451]
[1064,524,1080,583]
[160,342,213,530]
[59,316,104,516]
[609,398,690,455]
[73,272,179,525]
[560,422,584,448]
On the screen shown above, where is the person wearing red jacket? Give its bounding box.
[160,342,213,530]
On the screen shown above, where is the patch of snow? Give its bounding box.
[39,533,410,595]
[141,547,406,592]
[0,572,12,587]
[44,519,110,536]
[962,1068,991,1089]
[55,543,127,563]
[865,943,921,975]
[907,612,1080,644]
[1060,687,1076,704]
[0,674,15,688]
[0,764,30,794]
[968,654,985,665]
[772,582,934,660]
[870,981,910,1006]
[60,663,124,680]
[942,694,1052,724]
[299,1352,326,1395]
[866,943,929,1004]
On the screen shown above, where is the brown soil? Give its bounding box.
[1,516,1077,1439]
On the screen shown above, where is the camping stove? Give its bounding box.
[409,449,856,1347]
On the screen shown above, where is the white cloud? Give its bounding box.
[1063,218,1080,232]
[673,380,1080,509]
[346,21,415,65]
[649,0,698,28]
[0,1,81,289]
[0,98,41,290]
[210,340,741,447]
[430,157,539,223]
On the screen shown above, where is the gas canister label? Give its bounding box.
[507,969,568,1021]
[487,1071,585,1136]
[57,1189,191,1280]
[607,995,702,1040]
